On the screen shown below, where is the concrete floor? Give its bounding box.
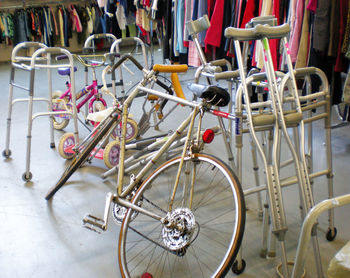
[1,45,350,278]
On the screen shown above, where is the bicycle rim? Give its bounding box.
[118,154,245,278]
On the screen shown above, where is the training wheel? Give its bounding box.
[111,118,138,143]
[232,259,246,275]
[58,132,76,160]
[103,140,120,169]
[22,172,33,182]
[326,227,337,241]
[2,149,12,158]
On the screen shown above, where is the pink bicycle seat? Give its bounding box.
[58,67,77,76]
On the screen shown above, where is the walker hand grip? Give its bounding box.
[21,42,45,48]
[225,23,290,40]
[45,47,67,54]
[56,54,68,61]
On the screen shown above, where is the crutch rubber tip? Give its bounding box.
[50,143,55,148]
[22,172,32,182]
[326,227,337,241]
[267,251,276,258]
[259,248,267,258]
[2,149,12,158]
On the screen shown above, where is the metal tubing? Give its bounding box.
[291,194,350,278]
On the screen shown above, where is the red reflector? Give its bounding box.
[203,129,215,144]
[141,273,153,278]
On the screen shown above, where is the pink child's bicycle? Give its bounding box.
[52,53,110,130]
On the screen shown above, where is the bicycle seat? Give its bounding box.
[58,67,77,76]
[187,83,230,107]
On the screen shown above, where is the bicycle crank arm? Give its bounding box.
[82,192,114,232]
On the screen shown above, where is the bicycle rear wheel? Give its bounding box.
[118,154,245,278]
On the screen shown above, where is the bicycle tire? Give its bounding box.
[118,154,246,278]
[111,118,139,143]
[45,114,119,200]
[52,90,70,130]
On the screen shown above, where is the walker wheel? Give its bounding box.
[326,227,337,241]
[232,259,246,275]
[22,172,33,182]
[2,149,12,158]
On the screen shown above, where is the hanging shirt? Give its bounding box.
[204,0,224,49]
[176,0,187,53]
[58,7,64,46]
[116,1,127,30]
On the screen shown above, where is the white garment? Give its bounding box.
[116,3,127,30]
[97,0,107,8]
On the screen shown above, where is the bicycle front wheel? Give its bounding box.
[118,154,245,278]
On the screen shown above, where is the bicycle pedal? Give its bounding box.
[83,224,101,234]
[82,214,106,233]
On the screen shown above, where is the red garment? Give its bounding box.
[240,0,256,28]
[307,0,318,13]
[335,0,349,72]
[270,0,281,69]
[204,0,225,49]
[207,0,215,19]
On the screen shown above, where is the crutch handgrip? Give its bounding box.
[225,23,290,41]
[214,70,240,81]
[294,67,318,78]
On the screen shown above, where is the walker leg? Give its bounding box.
[3,67,15,158]
[24,95,34,182]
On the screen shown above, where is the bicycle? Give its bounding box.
[46,55,246,277]
[52,53,111,130]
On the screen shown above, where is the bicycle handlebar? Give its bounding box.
[55,53,120,67]
[109,54,144,73]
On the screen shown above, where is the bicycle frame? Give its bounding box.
[83,58,225,229]
[60,80,101,113]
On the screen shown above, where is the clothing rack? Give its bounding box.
[0,0,94,10]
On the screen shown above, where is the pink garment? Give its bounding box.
[188,41,201,67]
[307,0,317,13]
[187,0,201,67]
[71,5,82,33]
[289,0,305,63]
